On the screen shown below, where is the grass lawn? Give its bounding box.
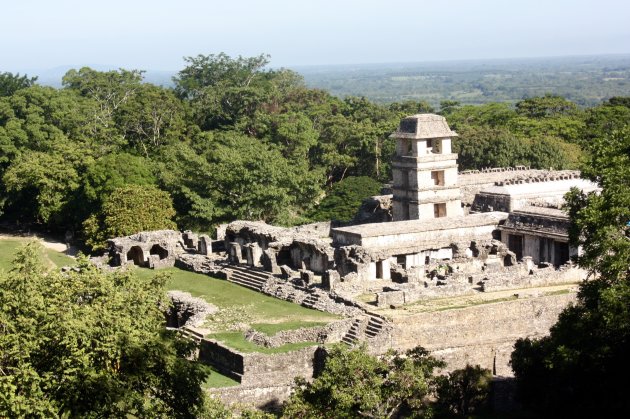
[202,366,239,389]
[0,238,75,270]
[134,266,337,326]
[131,266,339,352]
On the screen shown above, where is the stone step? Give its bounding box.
[341,339,356,347]
[230,275,265,289]
[229,268,270,283]
[228,279,261,292]
[365,326,381,335]
[227,272,267,284]
[229,264,271,279]
[227,274,264,291]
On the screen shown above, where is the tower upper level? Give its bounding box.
[390,113,462,221]
[390,114,458,157]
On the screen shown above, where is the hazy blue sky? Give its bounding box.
[2,0,629,72]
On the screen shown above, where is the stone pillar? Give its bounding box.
[246,243,263,267]
[381,259,391,281]
[262,249,281,274]
[215,224,228,241]
[322,269,341,290]
[198,235,211,255]
[228,243,242,264]
[368,262,377,280]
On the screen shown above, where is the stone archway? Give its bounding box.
[126,246,146,266]
[150,244,169,260]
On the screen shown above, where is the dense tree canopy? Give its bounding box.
[0,72,37,97]
[308,176,383,222]
[283,345,444,418]
[510,126,630,416]
[0,242,209,418]
[0,62,624,249]
[83,184,177,251]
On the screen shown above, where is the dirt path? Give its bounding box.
[0,233,79,257]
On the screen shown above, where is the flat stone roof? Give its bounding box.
[513,206,568,218]
[478,178,597,197]
[332,212,508,238]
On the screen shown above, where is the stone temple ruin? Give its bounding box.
[105,114,599,408]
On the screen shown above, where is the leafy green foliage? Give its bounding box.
[0,54,622,245]
[282,345,444,418]
[2,150,82,223]
[435,365,492,417]
[80,152,156,206]
[83,184,176,250]
[0,72,37,97]
[511,280,630,417]
[565,128,630,282]
[115,84,187,156]
[0,242,210,418]
[309,176,382,222]
[510,123,630,416]
[447,100,584,170]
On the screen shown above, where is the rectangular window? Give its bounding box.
[434,203,446,218]
[431,170,445,186]
[396,255,406,269]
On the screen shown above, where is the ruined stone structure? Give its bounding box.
[103,113,601,409]
[105,229,214,268]
[391,114,463,221]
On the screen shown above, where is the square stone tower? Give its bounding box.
[391,114,463,221]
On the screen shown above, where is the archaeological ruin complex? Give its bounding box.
[104,114,598,408]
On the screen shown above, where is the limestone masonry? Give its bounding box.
[104,114,598,409]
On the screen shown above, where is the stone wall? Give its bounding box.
[200,339,245,381]
[481,263,585,292]
[384,292,576,375]
[209,384,292,411]
[166,291,217,328]
[201,339,326,409]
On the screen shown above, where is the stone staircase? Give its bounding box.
[301,292,322,310]
[341,314,386,346]
[224,264,272,291]
[341,318,362,346]
[364,315,385,339]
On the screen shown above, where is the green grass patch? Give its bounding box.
[0,238,74,270]
[44,247,75,268]
[132,267,338,328]
[202,366,239,389]
[209,331,317,354]
[251,321,328,336]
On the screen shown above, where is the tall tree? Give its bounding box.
[510,128,630,417]
[0,72,37,97]
[0,242,209,418]
[283,345,443,418]
[83,184,177,250]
